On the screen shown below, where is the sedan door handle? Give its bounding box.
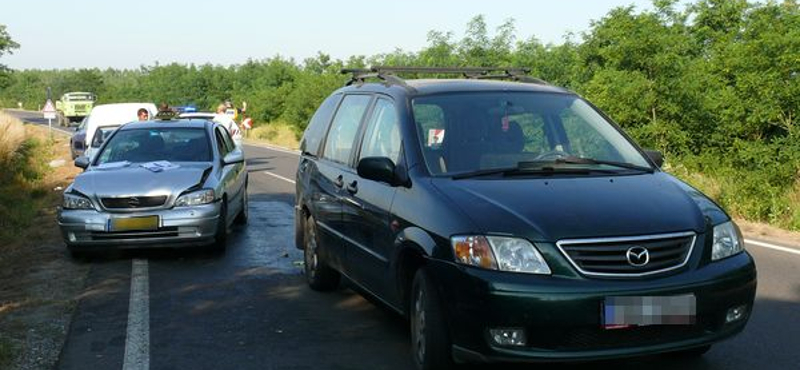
[346,180,358,194]
[333,175,344,188]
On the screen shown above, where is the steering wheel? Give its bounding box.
[533,150,570,161]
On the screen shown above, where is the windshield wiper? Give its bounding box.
[451,164,611,180]
[450,156,652,180]
[550,156,654,173]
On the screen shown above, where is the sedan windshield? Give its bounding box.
[95,128,212,164]
[412,92,652,177]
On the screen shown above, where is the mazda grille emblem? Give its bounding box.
[128,197,141,208]
[626,246,650,267]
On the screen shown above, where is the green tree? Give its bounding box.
[0,25,20,90]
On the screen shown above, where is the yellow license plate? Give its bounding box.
[110,216,159,231]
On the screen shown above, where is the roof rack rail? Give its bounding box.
[340,66,547,87]
[341,68,409,87]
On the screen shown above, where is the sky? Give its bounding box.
[2,0,656,70]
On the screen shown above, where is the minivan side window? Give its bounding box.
[322,95,372,165]
[302,94,342,157]
[359,99,401,164]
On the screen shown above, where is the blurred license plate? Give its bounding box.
[110,216,158,231]
[602,295,696,329]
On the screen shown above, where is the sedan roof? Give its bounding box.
[118,119,211,130]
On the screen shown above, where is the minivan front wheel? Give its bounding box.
[303,215,340,291]
[410,268,452,370]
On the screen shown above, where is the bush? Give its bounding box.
[0,112,25,164]
[0,114,50,243]
[249,122,301,149]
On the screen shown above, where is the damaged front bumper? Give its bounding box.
[57,202,221,250]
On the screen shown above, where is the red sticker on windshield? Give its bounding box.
[502,116,510,132]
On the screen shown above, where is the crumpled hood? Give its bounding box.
[431,173,719,241]
[71,163,212,198]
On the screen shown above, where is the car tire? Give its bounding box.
[303,215,340,291]
[410,267,452,370]
[212,200,228,251]
[673,344,712,357]
[234,186,248,225]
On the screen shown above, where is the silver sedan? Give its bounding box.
[58,119,248,255]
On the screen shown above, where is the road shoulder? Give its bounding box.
[0,121,89,370]
[739,219,800,251]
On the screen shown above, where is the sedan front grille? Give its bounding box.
[90,227,179,240]
[101,196,168,209]
[556,232,696,278]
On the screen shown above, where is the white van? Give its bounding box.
[83,103,157,159]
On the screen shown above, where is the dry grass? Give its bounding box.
[247,122,300,150]
[0,113,26,165]
[0,119,86,370]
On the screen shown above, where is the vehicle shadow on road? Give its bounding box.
[245,157,277,173]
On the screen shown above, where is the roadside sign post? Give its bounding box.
[42,99,57,139]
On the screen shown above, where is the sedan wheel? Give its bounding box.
[212,201,228,251]
[234,186,248,225]
[303,215,340,291]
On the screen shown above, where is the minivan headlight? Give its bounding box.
[175,189,215,207]
[712,221,744,261]
[63,193,93,210]
[451,235,551,275]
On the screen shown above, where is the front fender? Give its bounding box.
[395,226,437,257]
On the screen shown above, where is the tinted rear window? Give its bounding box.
[322,95,372,164]
[301,94,341,156]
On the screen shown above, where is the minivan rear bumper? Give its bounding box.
[429,251,757,363]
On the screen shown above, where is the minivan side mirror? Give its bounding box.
[644,149,664,168]
[357,157,399,186]
[74,156,90,169]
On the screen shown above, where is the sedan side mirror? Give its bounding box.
[644,149,664,168]
[223,149,245,165]
[74,156,90,169]
[357,157,399,186]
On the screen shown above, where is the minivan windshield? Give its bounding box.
[95,128,211,165]
[412,92,652,177]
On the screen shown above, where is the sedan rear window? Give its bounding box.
[95,128,212,164]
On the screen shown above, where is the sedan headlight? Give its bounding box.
[451,235,551,275]
[63,193,93,210]
[175,189,215,207]
[712,221,745,261]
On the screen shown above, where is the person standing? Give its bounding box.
[213,103,242,146]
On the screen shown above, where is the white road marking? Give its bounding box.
[123,259,150,370]
[243,141,300,156]
[263,170,296,184]
[745,238,800,256]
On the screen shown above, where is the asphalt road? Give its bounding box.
[6,109,800,369]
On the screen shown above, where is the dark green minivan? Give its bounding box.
[294,67,756,369]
